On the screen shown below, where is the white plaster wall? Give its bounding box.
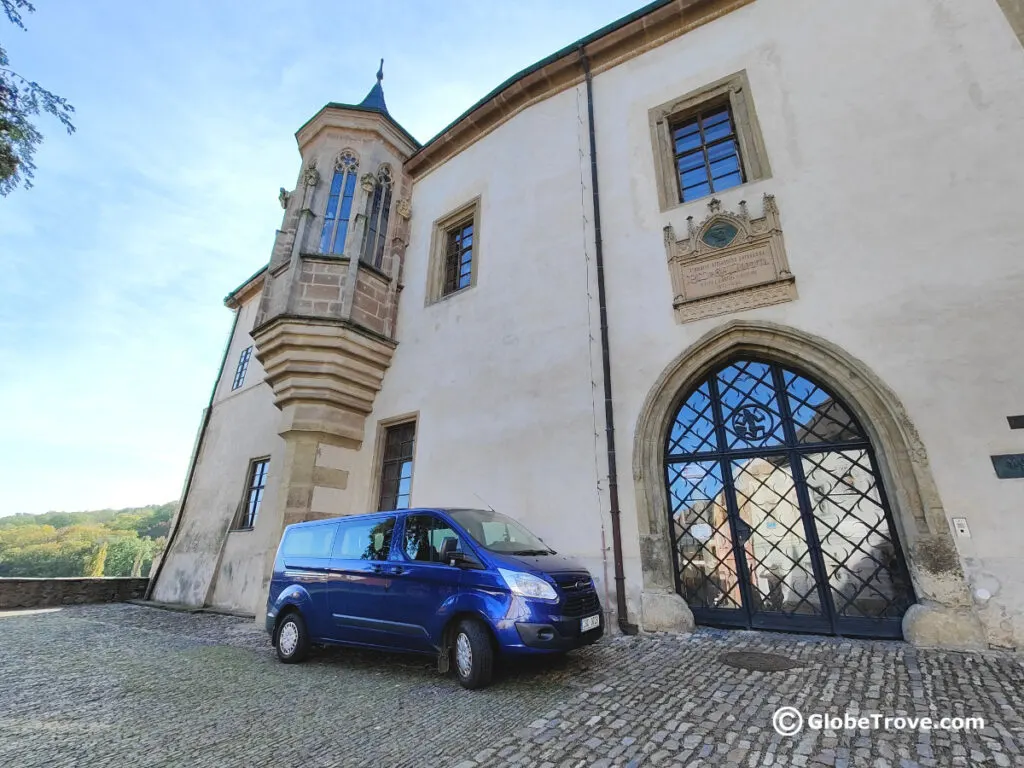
[590,0,1024,643]
[344,84,619,610]
[153,294,283,609]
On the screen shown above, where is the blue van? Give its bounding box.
[266,507,604,688]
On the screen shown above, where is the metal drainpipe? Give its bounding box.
[145,309,241,600]
[581,48,638,635]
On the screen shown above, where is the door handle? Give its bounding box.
[390,566,406,576]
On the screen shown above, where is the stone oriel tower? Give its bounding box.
[251,64,418,549]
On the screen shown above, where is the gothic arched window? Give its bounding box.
[319,150,359,255]
[363,164,393,268]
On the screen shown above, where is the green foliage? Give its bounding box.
[0,502,176,578]
[85,541,107,577]
[1,0,76,195]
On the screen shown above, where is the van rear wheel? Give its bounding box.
[454,619,493,689]
[276,612,310,664]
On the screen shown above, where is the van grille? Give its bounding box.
[554,572,600,618]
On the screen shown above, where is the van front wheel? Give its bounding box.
[276,612,310,664]
[454,619,493,689]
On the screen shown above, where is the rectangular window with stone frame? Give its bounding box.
[377,421,416,511]
[234,457,269,530]
[649,71,771,212]
[426,197,481,303]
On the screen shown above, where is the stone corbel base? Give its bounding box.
[640,590,695,633]
[902,602,988,650]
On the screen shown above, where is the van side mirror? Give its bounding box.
[439,536,460,564]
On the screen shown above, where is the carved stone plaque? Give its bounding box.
[663,194,797,323]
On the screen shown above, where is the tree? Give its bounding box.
[1,0,75,195]
[85,541,107,577]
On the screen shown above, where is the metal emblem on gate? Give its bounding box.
[732,404,773,441]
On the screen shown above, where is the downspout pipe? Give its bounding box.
[145,310,240,600]
[581,48,638,635]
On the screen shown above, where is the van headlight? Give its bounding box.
[498,568,558,601]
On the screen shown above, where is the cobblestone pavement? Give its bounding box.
[0,605,1022,767]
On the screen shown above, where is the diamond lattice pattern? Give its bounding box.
[731,458,823,615]
[802,450,914,618]
[667,461,741,610]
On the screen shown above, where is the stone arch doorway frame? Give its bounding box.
[633,320,986,649]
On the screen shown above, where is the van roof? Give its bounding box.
[284,507,490,529]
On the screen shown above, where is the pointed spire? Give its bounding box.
[358,58,388,114]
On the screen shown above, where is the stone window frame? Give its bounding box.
[649,70,771,213]
[370,413,419,512]
[232,456,270,531]
[425,196,481,305]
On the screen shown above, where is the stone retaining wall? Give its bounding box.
[0,577,149,610]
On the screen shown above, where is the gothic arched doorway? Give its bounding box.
[665,357,915,638]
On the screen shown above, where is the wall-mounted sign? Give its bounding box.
[952,517,971,538]
[1007,415,1024,430]
[991,453,1024,479]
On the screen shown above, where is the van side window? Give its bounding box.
[334,517,396,561]
[402,515,461,563]
[282,524,337,558]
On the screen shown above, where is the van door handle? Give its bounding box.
[390,566,406,576]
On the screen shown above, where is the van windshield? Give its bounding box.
[447,509,555,556]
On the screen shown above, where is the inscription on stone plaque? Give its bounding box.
[991,453,1024,479]
[663,194,797,324]
[682,248,776,300]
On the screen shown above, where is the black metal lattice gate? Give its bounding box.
[664,358,915,639]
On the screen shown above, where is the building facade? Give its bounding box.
[150,0,1024,651]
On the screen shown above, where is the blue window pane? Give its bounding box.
[710,154,740,179]
[707,139,738,163]
[678,151,705,173]
[681,166,710,189]
[329,170,344,195]
[702,108,730,125]
[673,120,701,153]
[703,119,733,143]
[714,172,743,192]
[682,181,711,201]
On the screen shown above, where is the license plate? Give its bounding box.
[581,614,600,633]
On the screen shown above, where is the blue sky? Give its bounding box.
[0,0,642,516]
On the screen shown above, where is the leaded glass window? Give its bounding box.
[363,165,393,269]
[319,151,359,255]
